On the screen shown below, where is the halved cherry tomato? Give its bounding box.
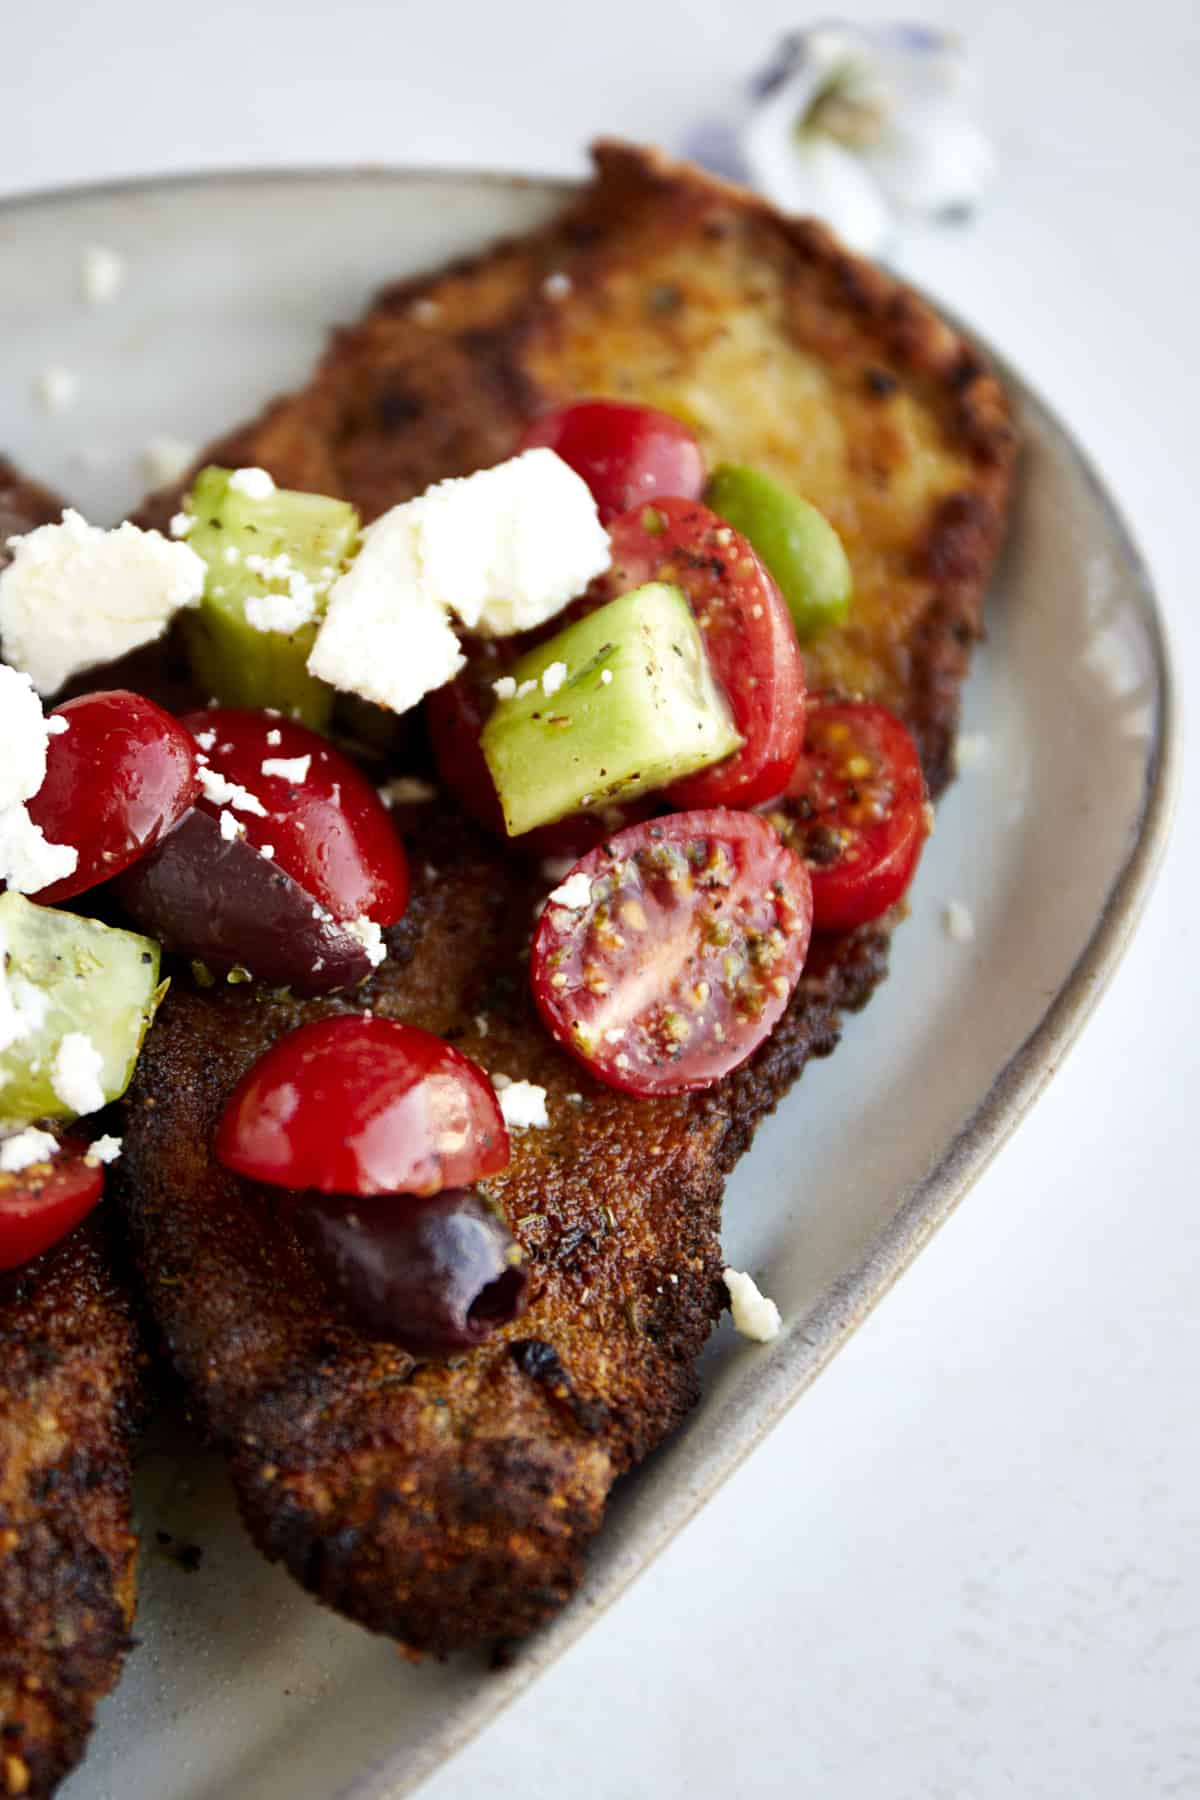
[181,709,408,926]
[25,690,200,905]
[762,699,929,932]
[215,1015,510,1197]
[426,667,653,859]
[515,399,705,523]
[531,809,813,1097]
[0,1137,104,1271]
[598,499,805,810]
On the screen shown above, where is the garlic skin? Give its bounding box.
[739,25,995,256]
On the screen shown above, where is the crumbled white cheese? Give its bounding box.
[218,809,240,843]
[600,668,614,686]
[265,728,282,747]
[261,754,311,785]
[723,1268,782,1343]
[260,843,276,860]
[492,675,517,701]
[140,436,197,489]
[541,660,567,697]
[954,731,989,772]
[51,1032,106,1117]
[192,728,217,752]
[246,588,316,634]
[36,366,79,414]
[0,511,205,696]
[547,870,593,910]
[414,450,610,637]
[46,716,69,737]
[0,1128,59,1173]
[228,467,276,499]
[943,899,975,942]
[81,244,126,305]
[169,510,194,539]
[197,766,268,817]
[342,915,387,967]
[0,664,79,894]
[495,1078,550,1131]
[308,506,465,715]
[379,776,437,807]
[543,271,572,301]
[85,1134,123,1166]
[515,678,537,698]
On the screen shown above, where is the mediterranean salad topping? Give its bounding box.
[0,402,930,1340]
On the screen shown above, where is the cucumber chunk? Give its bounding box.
[181,467,360,729]
[481,582,742,837]
[0,892,164,1128]
[705,463,852,640]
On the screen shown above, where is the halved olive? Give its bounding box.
[292,1187,529,1353]
[115,808,373,995]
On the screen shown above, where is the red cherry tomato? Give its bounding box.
[516,399,705,524]
[0,1137,104,1271]
[215,1015,510,1197]
[762,699,929,932]
[531,809,813,1097]
[24,690,200,905]
[599,499,805,810]
[425,669,508,837]
[182,709,408,926]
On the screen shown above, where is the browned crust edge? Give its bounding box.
[0,1214,143,1799]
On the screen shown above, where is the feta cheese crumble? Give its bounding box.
[85,1134,123,1166]
[197,766,268,817]
[36,366,79,414]
[954,731,989,772]
[228,467,276,499]
[0,1128,59,1173]
[415,450,609,637]
[140,436,197,489]
[541,660,567,697]
[943,899,975,942]
[723,1268,782,1343]
[0,664,79,894]
[379,776,437,807]
[0,511,205,696]
[81,245,126,304]
[494,1077,550,1131]
[492,676,517,701]
[261,754,311,785]
[342,915,387,967]
[547,870,593,910]
[218,809,241,842]
[307,506,465,715]
[51,1032,106,1118]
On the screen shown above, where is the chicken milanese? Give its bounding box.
[0,463,144,1799]
[118,142,1016,1654]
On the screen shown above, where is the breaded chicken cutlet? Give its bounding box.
[118,142,1015,1654]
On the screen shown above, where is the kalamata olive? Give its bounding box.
[292,1187,529,1353]
[116,807,374,995]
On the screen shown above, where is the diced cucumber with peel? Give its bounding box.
[481,582,742,837]
[0,893,164,1128]
[181,466,360,729]
[705,463,852,640]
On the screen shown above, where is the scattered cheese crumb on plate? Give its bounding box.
[723,1268,782,1343]
[81,244,125,305]
[943,899,975,942]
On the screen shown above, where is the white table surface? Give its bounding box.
[3,2,1197,1795]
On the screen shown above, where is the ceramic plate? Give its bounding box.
[0,169,1176,1800]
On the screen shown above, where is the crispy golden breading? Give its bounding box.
[0,1218,142,1800]
[121,143,1015,1654]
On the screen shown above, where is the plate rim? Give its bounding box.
[2,162,1180,1800]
